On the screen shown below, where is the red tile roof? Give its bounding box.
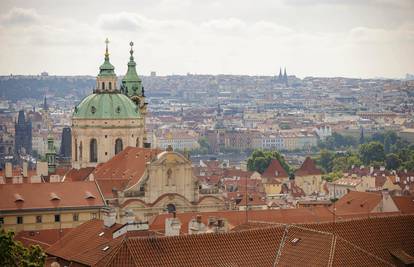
[64,167,95,182]
[0,181,105,211]
[14,228,72,250]
[392,195,414,214]
[262,159,288,178]
[294,157,322,176]
[93,147,161,193]
[331,191,384,216]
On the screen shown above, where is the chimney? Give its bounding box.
[188,215,206,235]
[12,176,23,184]
[30,175,42,183]
[22,161,28,177]
[165,213,181,236]
[49,175,61,183]
[380,166,385,171]
[121,209,135,224]
[5,162,12,178]
[103,209,117,228]
[36,162,48,177]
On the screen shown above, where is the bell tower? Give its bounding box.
[96,38,117,92]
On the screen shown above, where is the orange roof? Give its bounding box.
[93,147,161,188]
[64,167,95,182]
[0,181,105,211]
[103,215,414,267]
[331,191,383,215]
[392,196,414,214]
[262,159,288,178]
[46,219,123,266]
[14,228,72,250]
[294,157,322,176]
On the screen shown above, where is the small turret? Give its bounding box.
[96,38,117,92]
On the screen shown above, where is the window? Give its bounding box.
[115,138,123,155]
[102,82,105,90]
[73,213,79,222]
[109,82,112,90]
[136,137,140,147]
[90,139,98,162]
[54,214,60,222]
[91,213,97,219]
[36,215,42,223]
[0,217,4,225]
[79,141,83,161]
[17,216,23,224]
[74,139,78,161]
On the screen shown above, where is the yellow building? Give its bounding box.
[0,181,105,232]
[294,157,323,195]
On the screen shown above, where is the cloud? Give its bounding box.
[0,8,40,26]
[98,13,144,32]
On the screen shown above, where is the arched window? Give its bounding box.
[74,139,78,161]
[102,82,105,90]
[136,137,140,147]
[115,138,123,155]
[166,204,176,213]
[109,82,112,90]
[90,139,97,162]
[79,141,83,160]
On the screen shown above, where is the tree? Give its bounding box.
[318,149,335,173]
[359,127,365,145]
[332,156,348,172]
[384,131,398,153]
[0,230,46,267]
[359,141,385,165]
[385,153,402,170]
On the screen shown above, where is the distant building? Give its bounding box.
[14,110,32,156]
[59,127,71,160]
[150,71,156,77]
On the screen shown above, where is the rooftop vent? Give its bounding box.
[84,191,96,199]
[291,237,301,245]
[99,232,105,237]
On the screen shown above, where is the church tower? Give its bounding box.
[121,41,147,116]
[71,39,146,169]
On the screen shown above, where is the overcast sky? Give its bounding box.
[0,0,413,78]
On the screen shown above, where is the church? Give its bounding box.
[71,39,147,168]
[70,40,224,221]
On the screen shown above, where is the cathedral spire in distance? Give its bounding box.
[122,41,144,106]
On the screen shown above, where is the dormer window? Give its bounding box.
[84,191,96,199]
[14,193,24,202]
[50,192,61,201]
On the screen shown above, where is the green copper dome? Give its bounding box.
[73,93,140,119]
[99,38,116,77]
[121,41,143,97]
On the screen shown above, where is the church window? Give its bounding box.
[166,204,176,213]
[91,106,96,114]
[116,106,121,113]
[90,139,98,162]
[102,82,105,90]
[115,138,123,155]
[109,82,112,90]
[166,168,175,186]
[79,141,83,161]
[136,137,140,147]
[74,139,78,161]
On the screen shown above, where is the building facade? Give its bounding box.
[71,40,146,168]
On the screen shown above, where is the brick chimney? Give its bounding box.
[165,212,181,236]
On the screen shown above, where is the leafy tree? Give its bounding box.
[318,149,335,173]
[385,153,402,170]
[198,137,210,151]
[0,230,46,267]
[359,141,385,165]
[384,131,398,153]
[332,156,348,172]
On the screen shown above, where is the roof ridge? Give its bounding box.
[273,224,289,267]
[101,237,128,267]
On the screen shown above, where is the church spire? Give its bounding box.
[121,41,143,100]
[99,38,115,77]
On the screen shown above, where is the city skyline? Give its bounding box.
[0,0,413,79]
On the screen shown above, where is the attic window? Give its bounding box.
[99,232,105,237]
[84,191,96,199]
[102,245,110,251]
[291,238,301,245]
[116,106,121,113]
[91,106,96,114]
[14,194,24,202]
[50,193,61,201]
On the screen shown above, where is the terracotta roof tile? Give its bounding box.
[0,181,105,211]
[262,159,288,178]
[14,228,72,250]
[294,157,322,176]
[93,147,161,193]
[331,191,383,215]
[392,195,414,214]
[64,167,95,182]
